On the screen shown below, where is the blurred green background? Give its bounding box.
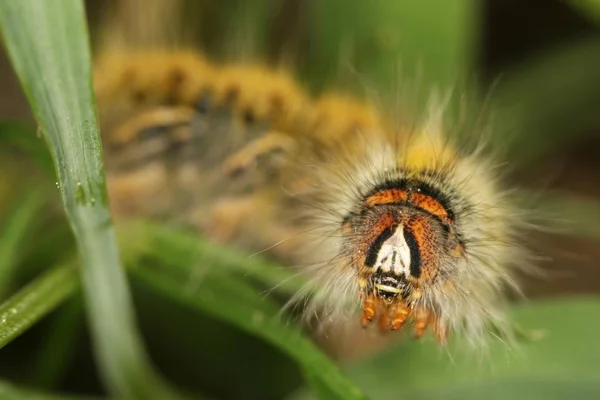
[1,0,600,399]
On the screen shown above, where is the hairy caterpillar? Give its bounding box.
[93,2,535,348]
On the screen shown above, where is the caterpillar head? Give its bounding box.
[295,118,530,347]
[341,178,465,342]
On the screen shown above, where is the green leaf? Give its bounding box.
[0,379,104,400]
[127,223,367,400]
[120,221,306,297]
[0,121,54,176]
[564,0,600,24]
[0,2,184,399]
[133,266,366,400]
[28,296,84,390]
[396,378,600,400]
[322,297,600,400]
[0,263,78,350]
[0,188,45,297]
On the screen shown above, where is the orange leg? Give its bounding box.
[361,295,377,328]
[390,302,411,331]
[413,309,431,339]
[200,195,259,243]
[220,131,296,178]
[108,106,195,146]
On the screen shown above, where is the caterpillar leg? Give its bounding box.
[361,294,378,328]
[195,193,304,261]
[105,106,196,219]
[105,106,195,166]
[103,101,303,255]
[107,162,171,217]
[199,195,260,243]
[220,131,297,179]
[413,308,431,339]
[104,104,240,220]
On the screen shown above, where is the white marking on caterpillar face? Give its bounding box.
[376,225,411,276]
[374,284,401,294]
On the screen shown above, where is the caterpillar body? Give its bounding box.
[93,8,534,348]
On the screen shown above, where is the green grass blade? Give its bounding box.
[28,296,84,390]
[565,0,600,24]
[132,265,367,400]
[119,221,306,297]
[0,379,105,400]
[126,225,367,400]
[0,2,183,398]
[290,297,600,399]
[0,121,55,176]
[0,263,78,349]
[0,188,44,297]
[397,378,600,400]
[343,297,600,399]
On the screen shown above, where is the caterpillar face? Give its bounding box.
[342,176,464,339]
